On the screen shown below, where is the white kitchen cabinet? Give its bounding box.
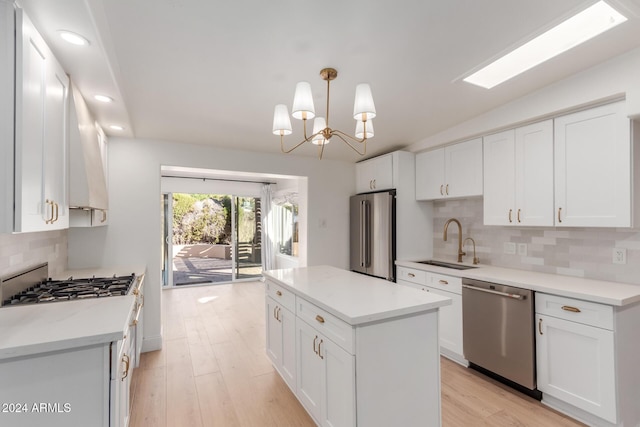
[266,296,296,392]
[355,153,393,193]
[296,317,356,427]
[536,293,617,424]
[483,120,553,226]
[11,8,69,232]
[112,332,133,427]
[415,138,482,200]
[397,267,466,366]
[554,101,631,227]
[266,271,443,427]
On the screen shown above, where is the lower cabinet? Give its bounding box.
[266,296,296,392]
[397,267,466,365]
[535,292,640,426]
[296,315,355,427]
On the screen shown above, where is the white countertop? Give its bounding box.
[396,260,640,307]
[0,265,146,360]
[263,265,451,325]
[0,295,135,360]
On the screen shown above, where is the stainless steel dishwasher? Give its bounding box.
[462,278,539,397]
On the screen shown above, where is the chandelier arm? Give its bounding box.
[332,128,367,144]
[333,132,367,156]
[280,130,325,154]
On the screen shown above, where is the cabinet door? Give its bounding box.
[265,297,283,367]
[296,319,323,424]
[356,153,393,193]
[320,337,356,427]
[445,138,483,198]
[415,148,444,200]
[15,10,47,231]
[14,10,69,232]
[536,314,617,423]
[483,130,516,225]
[554,102,631,227]
[425,286,463,359]
[280,305,297,392]
[43,56,69,230]
[515,120,553,226]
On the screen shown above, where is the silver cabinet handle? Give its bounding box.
[462,284,524,300]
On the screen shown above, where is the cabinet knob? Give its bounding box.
[315,315,325,324]
[276,290,282,296]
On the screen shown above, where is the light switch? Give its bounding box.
[613,248,627,264]
[518,243,527,256]
[503,242,516,255]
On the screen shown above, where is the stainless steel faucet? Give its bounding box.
[443,218,466,263]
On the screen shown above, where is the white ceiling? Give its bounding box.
[19,0,640,162]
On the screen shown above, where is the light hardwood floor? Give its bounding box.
[129,281,585,427]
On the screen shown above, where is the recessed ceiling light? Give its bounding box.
[58,30,90,46]
[94,95,114,103]
[109,125,124,131]
[463,1,627,89]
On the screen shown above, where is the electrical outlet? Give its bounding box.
[504,242,516,255]
[518,243,527,256]
[613,248,627,265]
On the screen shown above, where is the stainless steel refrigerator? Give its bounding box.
[350,190,396,281]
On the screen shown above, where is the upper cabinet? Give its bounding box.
[415,138,483,200]
[554,101,631,227]
[356,153,393,193]
[12,8,69,232]
[484,121,554,226]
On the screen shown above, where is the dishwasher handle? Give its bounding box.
[462,284,525,300]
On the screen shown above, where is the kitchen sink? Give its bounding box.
[415,260,478,270]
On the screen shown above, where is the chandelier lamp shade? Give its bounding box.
[272,68,376,159]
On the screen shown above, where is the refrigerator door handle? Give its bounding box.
[365,200,371,267]
[360,200,366,267]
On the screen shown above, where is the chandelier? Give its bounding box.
[272,68,376,160]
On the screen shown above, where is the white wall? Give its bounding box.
[410,47,640,152]
[67,138,355,351]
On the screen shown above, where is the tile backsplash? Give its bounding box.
[433,198,640,285]
[0,230,67,278]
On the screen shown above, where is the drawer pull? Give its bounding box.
[313,336,318,354]
[315,315,325,324]
[561,305,581,313]
[276,290,282,296]
[408,273,415,278]
[318,339,324,360]
[438,280,448,285]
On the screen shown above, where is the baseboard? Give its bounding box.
[541,394,617,427]
[440,348,468,367]
[141,334,163,352]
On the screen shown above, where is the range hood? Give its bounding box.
[69,81,108,211]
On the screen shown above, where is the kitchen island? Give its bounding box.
[263,265,451,427]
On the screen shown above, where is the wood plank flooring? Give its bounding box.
[129,281,585,427]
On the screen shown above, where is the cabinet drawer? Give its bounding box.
[266,280,296,313]
[535,293,613,330]
[397,279,429,293]
[397,267,426,285]
[427,273,461,294]
[297,298,354,354]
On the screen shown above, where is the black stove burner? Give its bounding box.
[3,274,136,306]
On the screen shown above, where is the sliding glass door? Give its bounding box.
[233,196,263,280]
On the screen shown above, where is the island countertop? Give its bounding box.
[263,265,451,325]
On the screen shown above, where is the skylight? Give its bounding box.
[463,1,627,89]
